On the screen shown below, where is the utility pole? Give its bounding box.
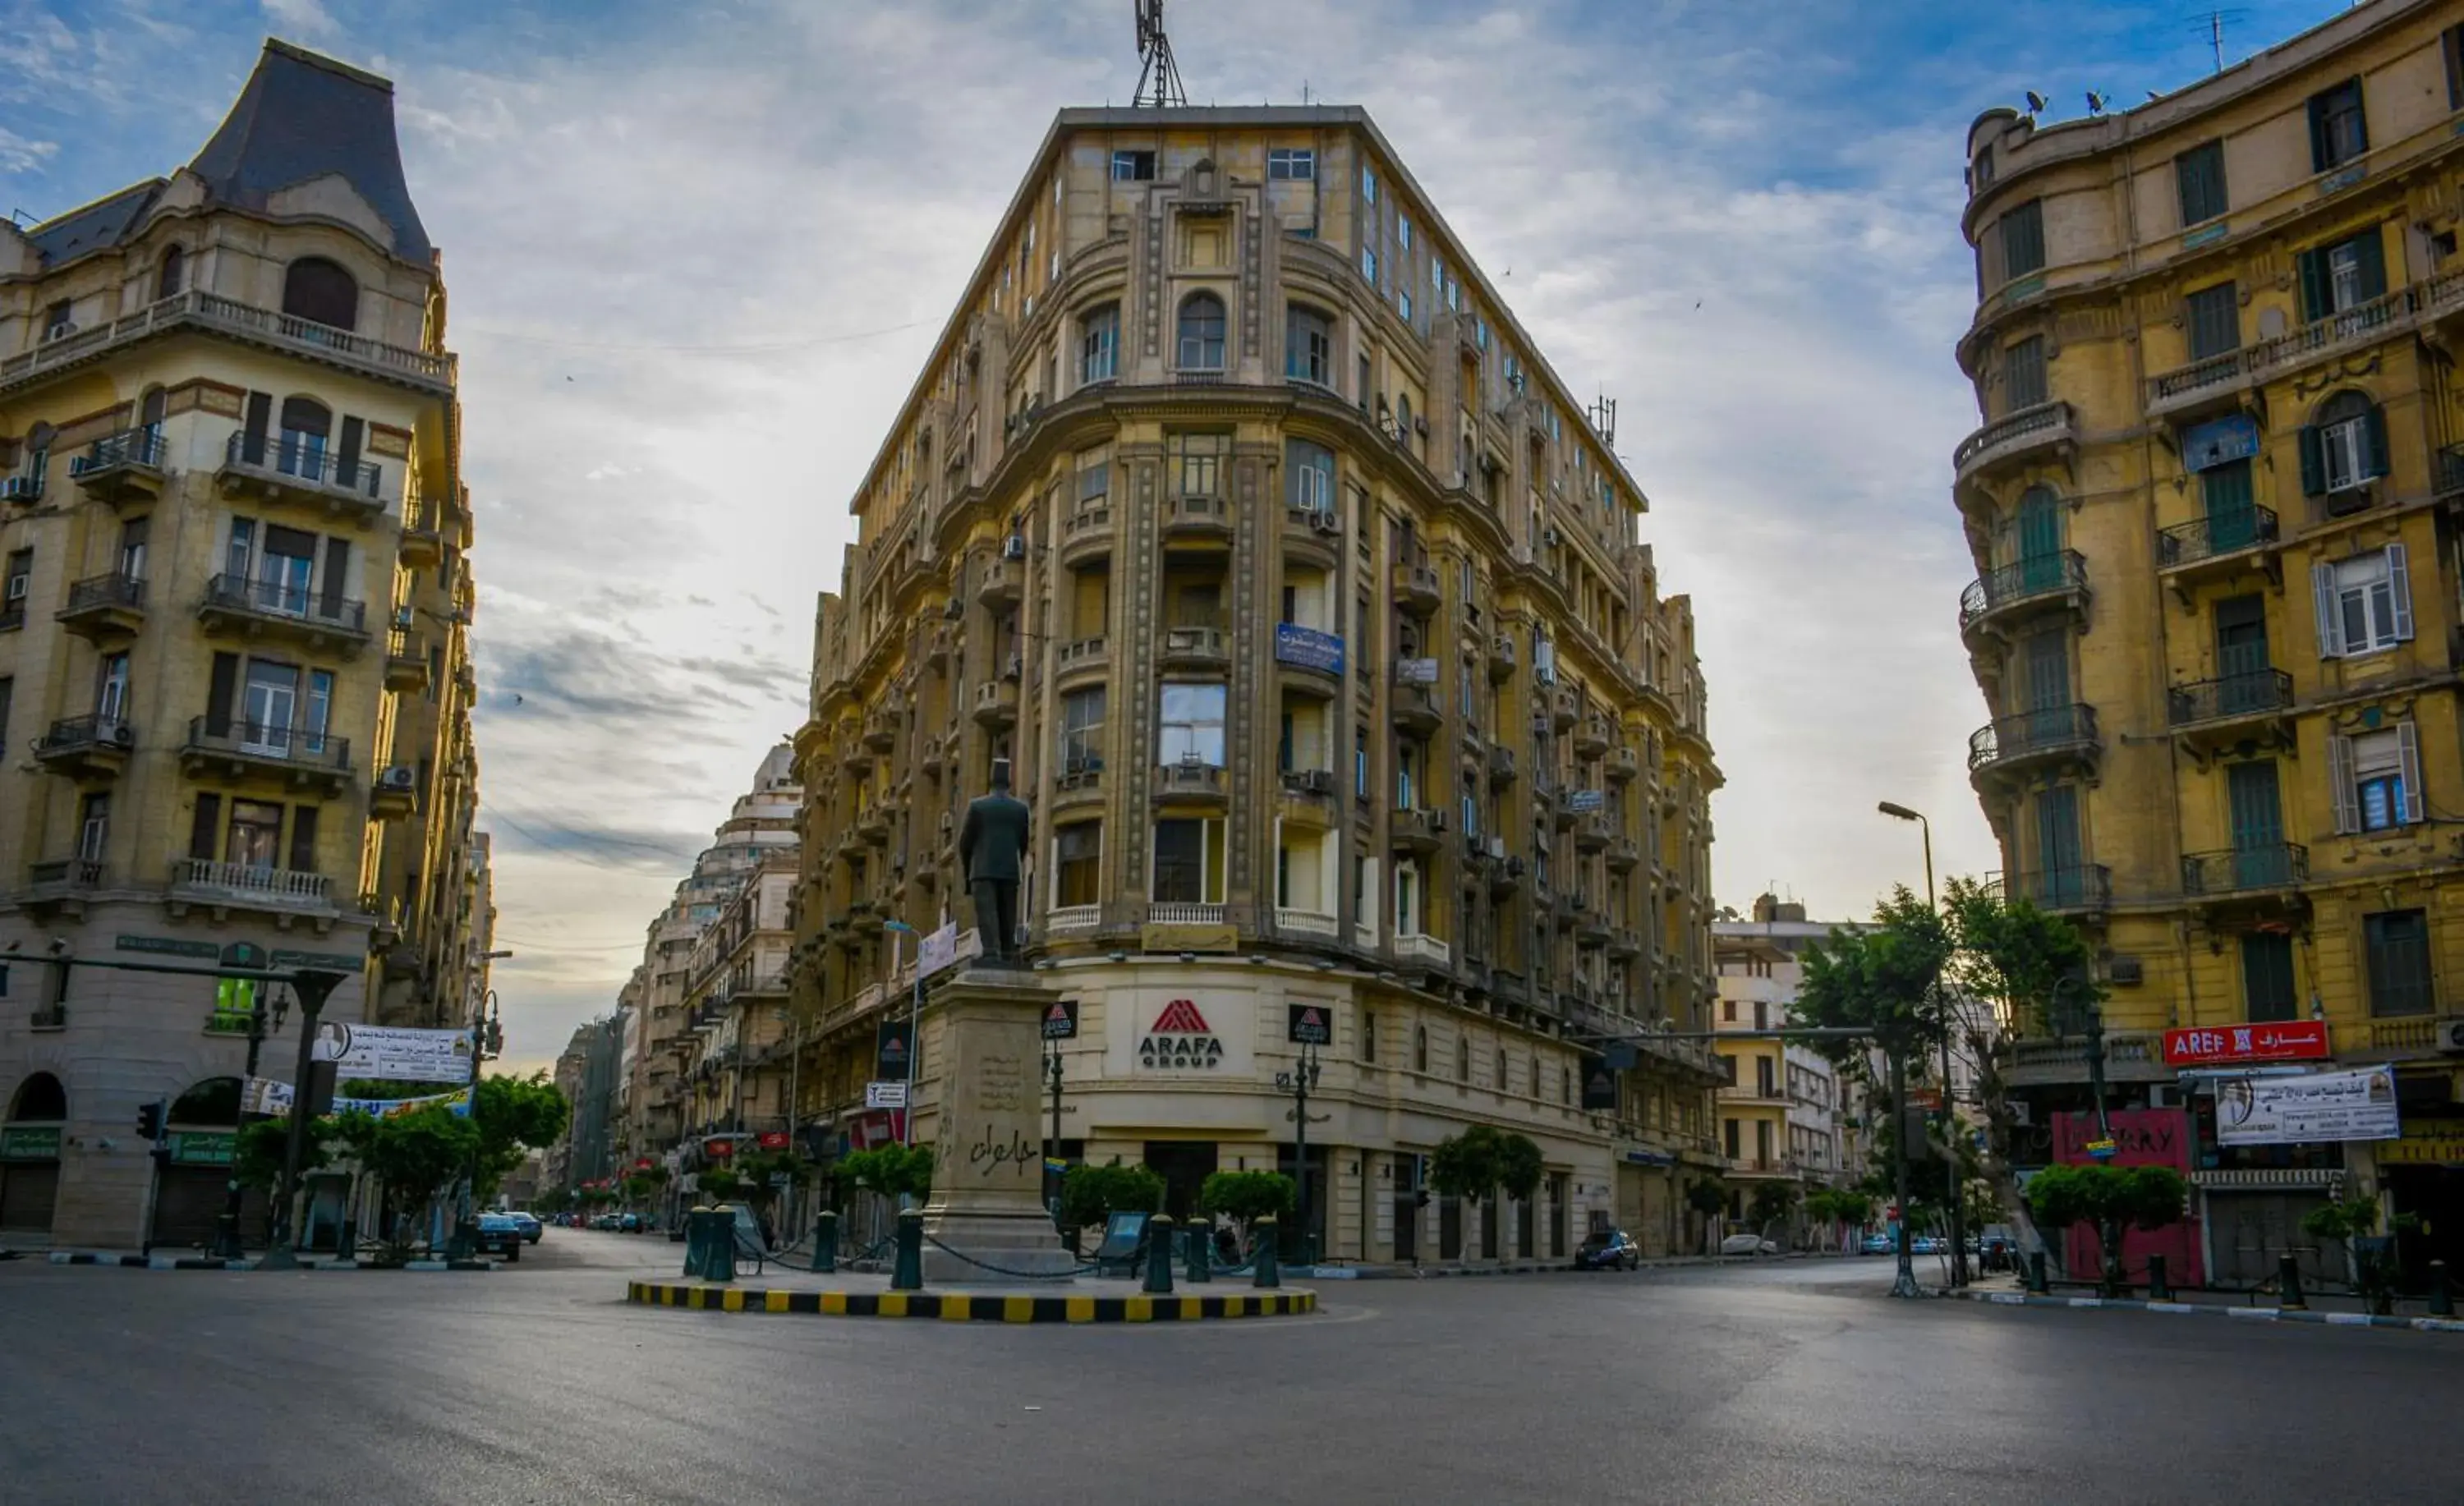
[257,970,347,1270]
[1045,1040,1064,1217]
[1888,1042,1919,1299]
[211,952,278,1261]
[1881,799,1962,1287]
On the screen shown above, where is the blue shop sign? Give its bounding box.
[2182,413,2259,473]
[1275,623,1345,675]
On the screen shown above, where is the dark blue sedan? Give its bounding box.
[1574,1228,1642,1270]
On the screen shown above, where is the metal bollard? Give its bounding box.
[701,1206,737,1283]
[1143,1215,1177,1295]
[891,1210,923,1291]
[1185,1221,1211,1284]
[682,1204,710,1277]
[2146,1252,2172,1302]
[811,1210,838,1274]
[2430,1260,2453,1317]
[2278,1254,2306,1311]
[2024,1251,2048,1294]
[1252,1216,1281,1289]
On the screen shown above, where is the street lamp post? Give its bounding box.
[212,981,284,1261]
[1879,800,1965,1288]
[1275,1047,1323,1268]
[882,921,917,1146]
[444,986,504,1260]
[257,970,348,1271]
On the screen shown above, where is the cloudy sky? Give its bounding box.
[5,0,2345,1071]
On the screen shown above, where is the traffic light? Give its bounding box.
[135,1100,164,1141]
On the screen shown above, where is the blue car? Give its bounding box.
[476,1212,525,1262]
[1859,1231,1896,1256]
[1574,1228,1642,1270]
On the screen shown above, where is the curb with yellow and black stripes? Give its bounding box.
[625,1280,1316,1322]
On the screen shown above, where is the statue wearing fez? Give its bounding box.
[959,758,1032,966]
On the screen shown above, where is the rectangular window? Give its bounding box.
[1399,289,1413,322]
[77,792,108,861]
[1999,199,2045,281]
[1267,148,1314,181]
[2003,336,2047,413]
[1110,149,1156,181]
[2347,726,2419,832]
[1077,449,1110,507]
[94,651,129,721]
[1173,431,1226,498]
[1361,1010,1377,1063]
[1079,305,1119,383]
[2175,140,2228,226]
[1361,164,1377,204]
[1152,817,1224,903]
[2315,546,2410,658]
[118,516,149,581]
[1723,1118,1740,1161]
[2365,909,2433,1018]
[2448,24,2464,108]
[1285,438,1335,515]
[2308,79,2367,172]
[1361,246,1377,285]
[2185,282,2238,360]
[1158,682,1226,766]
[1055,821,1101,907]
[1285,307,1331,385]
[1060,686,1106,769]
[1355,727,1368,797]
[2241,933,2298,1024]
[287,802,319,873]
[0,675,11,755]
[228,800,285,870]
[2,548,30,627]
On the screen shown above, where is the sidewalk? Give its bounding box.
[1951,1271,2464,1334]
[1332,1251,1819,1279]
[19,1248,491,1272]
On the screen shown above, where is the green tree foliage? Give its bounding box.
[621,1173,660,1204]
[728,1149,805,1208]
[1199,1170,1296,1229]
[1685,1178,1728,1217]
[1747,1181,1799,1229]
[1429,1125,1506,1200]
[470,1074,570,1204]
[1791,885,1953,1065]
[338,1107,481,1260]
[1058,1161,1165,1231]
[1945,877,2100,1038]
[696,1169,744,1202]
[1495,1132,1544,1203]
[2024,1164,2187,1295]
[839,1144,936,1204]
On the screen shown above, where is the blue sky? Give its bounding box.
[2,0,2356,1070]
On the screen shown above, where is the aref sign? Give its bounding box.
[2163,1020,2329,1068]
[1139,998,1224,1070]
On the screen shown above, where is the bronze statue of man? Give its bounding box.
[959,757,1032,966]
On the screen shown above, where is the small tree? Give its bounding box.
[470,1074,571,1205]
[839,1145,935,1205]
[2024,1164,2187,1297]
[730,1149,805,1214]
[1748,1181,1799,1239]
[1058,1161,1166,1241]
[2301,1195,2418,1314]
[1495,1132,1544,1205]
[696,1168,744,1203]
[1429,1125,1506,1202]
[1200,1170,1295,1250]
[340,1107,480,1263]
[1685,1178,1728,1254]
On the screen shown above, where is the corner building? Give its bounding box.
[0,42,481,1248]
[793,106,1724,1261]
[1955,0,2464,1279]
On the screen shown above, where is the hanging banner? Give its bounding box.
[2217,1066,2401,1146]
[919,921,960,980]
[310,1022,475,1083]
[2181,412,2259,473]
[248,1077,471,1119]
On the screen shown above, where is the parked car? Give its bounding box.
[618,1212,644,1233]
[1574,1228,1642,1270]
[506,1212,543,1245]
[1720,1233,1781,1256]
[476,1213,524,1262]
[1911,1234,1942,1255]
[1859,1231,1897,1256]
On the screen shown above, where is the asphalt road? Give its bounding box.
[3,1234,2456,1505]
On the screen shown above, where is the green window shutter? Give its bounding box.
[2296,249,2329,324]
[2307,94,2331,172]
[2297,425,2326,496]
[2362,403,2390,480]
[2352,229,2387,302]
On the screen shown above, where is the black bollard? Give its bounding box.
[1143,1215,1177,1295]
[891,1210,923,1291]
[2024,1250,2048,1294]
[1185,1220,1211,1284]
[811,1210,838,1274]
[1253,1215,1281,1289]
[2430,1260,2453,1318]
[2146,1252,2172,1301]
[682,1204,709,1278]
[2278,1253,2306,1311]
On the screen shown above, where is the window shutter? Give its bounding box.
[2386,543,2413,641]
[2353,229,2387,302]
[319,537,349,621]
[288,804,319,873]
[2311,561,2342,657]
[205,651,237,736]
[190,792,223,861]
[241,391,271,466]
[2398,721,2425,824]
[2307,94,2332,173]
[2296,249,2329,324]
[2297,425,2326,497]
[2362,403,2390,480]
[337,416,364,480]
[2328,735,2359,834]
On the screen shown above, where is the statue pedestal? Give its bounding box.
[920,968,1078,1282]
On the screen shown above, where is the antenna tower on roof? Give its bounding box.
[1133,0,1188,108]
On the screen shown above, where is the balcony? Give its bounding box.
[1054,636,1109,685]
[1968,704,2099,785]
[215,432,386,522]
[1275,907,1341,941]
[1486,742,1516,788]
[197,573,370,656]
[1391,561,1441,616]
[1487,632,1515,682]
[169,858,336,916]
[2181,843,2308,901]
[2166,669,2293,757]
[1161,493,1234,547]
[1958,552,2089,645]
[67,427,168,507]
[1487,854,1525,898]
[1607,928,1643,961]
[2145,283,2417,418]
[1394,932,1451,970]
[1060,505,1112,567]
[2333,1012,2464,1060]
[1550,686,1579,732]
[1574,715,1611,760]
[1553,789,1579,831]
[1951,400,2074,487]
[1607,746,1639,784]
[55,572,145,641]
[178,717,355,795]
[855,806,891,846]
[840,739,875,776]
[926,622,956,668]
[1390,676,1443,736]
[971,680,1018,728]
[1155,760,1229,807]
[0,288,454,401]
[1391,807,1446,856]
[385,629,430,693]
[1999,864,2113,917]
[1607,836,1642,873]
[1279,766,1339,806]
[32,715,133,779]
[975,553,1024,610]
[1161,624,1230,672]
[2156,505,2278,588]
[1574,814,1611,853]
[864,710,899,752]
[398,496,445,567]
[25,857,107,913]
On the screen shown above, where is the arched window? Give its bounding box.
[1414,1026,1428,1073]
[1285,305,1331,385]
[1177,292,1225,371]
[139,387,167,443]
[168,1077,241,1127]
[1455,1035,1470,1082]
[23,421,54,483]
[155,245,185,301]
[281,257,358,330]
[1079,303,1119,384]
[7,1072,67,1123]
[278,396,333,477]
[1396,393,1414,445]
[2304,388,2387,498]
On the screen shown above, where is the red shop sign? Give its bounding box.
[2162,1019,2330,1068]
[756,1131,790,1150]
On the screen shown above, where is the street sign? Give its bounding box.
[867,1080,909,1109]
[1286,1002,1333,1047]
[1041,999,1080,1041]
[756,1131,791,1150]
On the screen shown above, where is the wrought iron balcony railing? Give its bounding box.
[2167,669,2292,725]
[1959,551,2087,627]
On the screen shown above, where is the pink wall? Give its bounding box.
[2053,1108,2203,1288]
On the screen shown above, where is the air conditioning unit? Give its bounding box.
[1310,512,1342,535]
[1003,653,1023,681]
[2105,954,2145,985]
[1002,535,1027,561]
[2438,1018,2464,1054]
[1487,836,1506,859]
[41,322,79,344]
[0,477,39,502]
[1542,525,1561,549]
[108,721,136,748]
[379,764,416,791]
[1296,769,1335,794]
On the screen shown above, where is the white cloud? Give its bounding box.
[260,0,338,41]
[0,126,57,173]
